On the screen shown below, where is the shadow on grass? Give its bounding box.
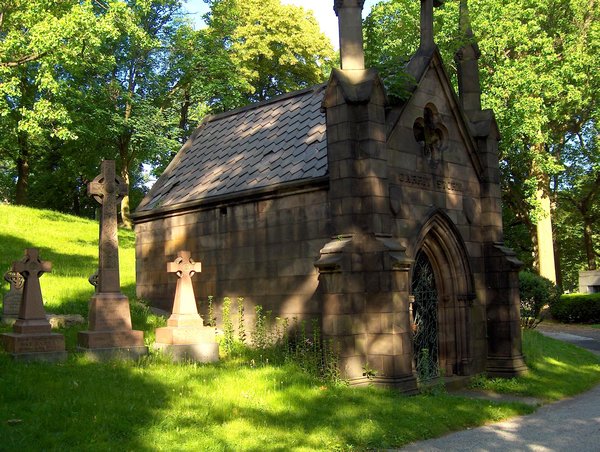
[0,354,173,451]
[0,347,533,450]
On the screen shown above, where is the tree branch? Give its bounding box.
[0,51,49,68]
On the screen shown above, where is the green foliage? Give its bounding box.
[215,299,340,383]
[221,296,235,353]
[237,296,246,343]
[550,293,600,324]
[204,0,336,105]
[206,295,216,327]
[519,271,561,328]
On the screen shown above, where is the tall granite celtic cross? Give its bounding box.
[166,251,203,327]
[12,248,52,334]
[88,160,128,293]
[78,160,146,358]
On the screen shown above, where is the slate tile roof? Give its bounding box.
[137,85,328,214]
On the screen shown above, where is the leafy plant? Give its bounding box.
[550,293,600,324]
[206,295,216,327]
[237,296,246,343]
[221,297,235,353]
[519,271,562,328]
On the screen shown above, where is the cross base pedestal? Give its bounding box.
[166,313,204,328]
[78,329,145,349]
[1,332,67,362]
[154,325,219,363]
[13,318,52,334]
[87,292,133,331]
[154,342,219,363]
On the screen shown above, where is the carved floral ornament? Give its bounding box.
[413,104,448,168]
[4,271,24,290]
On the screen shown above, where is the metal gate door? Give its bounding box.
[411,251,439,381]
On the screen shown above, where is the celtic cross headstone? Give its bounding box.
[0,249,66,361]
[154,251,218,362]
[166,251,204,327]
[2,271,24,323]
[77,160,147,360]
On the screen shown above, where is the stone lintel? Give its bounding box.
[491,243,524,270]
[6,350,68,363]
[347,374,418,393]
[166,314,204,328]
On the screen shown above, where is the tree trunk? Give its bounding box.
[583,220,597,270]
[535,188,557,283]
[15,134,29,205]
[179,88,191,141]
[120,165,132,229]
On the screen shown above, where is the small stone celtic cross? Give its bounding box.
[12,248,52,321]
[4,271,24,290]
[88,160,128,206]
[13,248,52,278]
[167,251,202,279]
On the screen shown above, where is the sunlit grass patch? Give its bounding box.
[473,330,600,401]
[0,204,136,312]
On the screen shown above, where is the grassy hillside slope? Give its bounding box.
[0,204,136,315]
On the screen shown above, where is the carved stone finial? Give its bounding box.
[334,0,365,70]
[420,0,444,52]
[333,0,365,14]
[455,0,482,112]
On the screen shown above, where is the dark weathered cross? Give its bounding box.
[420,0,444,51]
[167,251,203,323]
[12,248,52,321]
[88,160,128,293]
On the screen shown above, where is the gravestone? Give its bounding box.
[77,160,147,360]
[0,249,67,361]
[2,271,24,324]
[154,251,219,362]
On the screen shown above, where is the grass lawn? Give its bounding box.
[0,204,599,450]
[0,204,136,316]
[473,330,600,402]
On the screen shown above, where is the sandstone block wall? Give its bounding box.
[135,188,332,322]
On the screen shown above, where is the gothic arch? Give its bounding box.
[409,209,475,376]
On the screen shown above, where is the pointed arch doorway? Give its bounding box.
[410,212,475,380]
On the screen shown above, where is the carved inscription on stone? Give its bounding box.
[393,173,464,193]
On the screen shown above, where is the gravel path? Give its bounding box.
[395,323,600,452]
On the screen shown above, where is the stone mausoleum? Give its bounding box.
[133,0,527,390]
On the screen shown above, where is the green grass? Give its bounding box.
[0,204,136,315]
[0,205,598,450]
[472,329,600,402]
[0,353,533,451]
